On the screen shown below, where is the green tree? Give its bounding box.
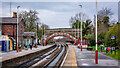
[98,32,106,45]
[87,33,95,46]
[105,24,120,47]
[82,20,92,36]
[72,19,92,36]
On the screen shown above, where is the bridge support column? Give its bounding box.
[77,38,80,48]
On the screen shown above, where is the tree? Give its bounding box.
[19,10,39,32]
[98,32,106,45]
[97,7,113,21]
[40,24,49,29]
[87,33,95,46]
[105,24,120,47]
[94,7,113,32]
[82,20,92,36]
[69,12,88,27]
[72,19,92,36]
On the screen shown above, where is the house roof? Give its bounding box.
[0,17,17,24]
[23,32,36,37]
[0,17,23,25]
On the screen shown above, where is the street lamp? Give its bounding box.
[36,22,38,45]
[95,0,98,64]
[17,6,20,52]
[43,23,46,46]
[79,5,82,51]
[74,16,77,45]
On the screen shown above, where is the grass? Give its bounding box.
[88,46,120,61]
[105,49,120,61]
[88,46,106,52]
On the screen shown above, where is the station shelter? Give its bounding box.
[78,37,88,48]
[23,32,36,48]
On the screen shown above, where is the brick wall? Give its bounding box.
[2,25,17,38]
[2,19,24,48]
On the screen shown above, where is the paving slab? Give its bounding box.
[72,45,119,68]
[63,45,77,67]
[0,45,54,62]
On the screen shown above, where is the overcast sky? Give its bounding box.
[0,0,119,28]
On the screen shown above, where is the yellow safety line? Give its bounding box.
[70,45,77,68]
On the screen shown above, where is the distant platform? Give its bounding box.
[0,45,54,62]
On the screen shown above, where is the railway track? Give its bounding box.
[30,43,68,68]
[2,45,56,68]
[2,43,68,68]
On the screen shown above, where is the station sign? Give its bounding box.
[111,36,115,39]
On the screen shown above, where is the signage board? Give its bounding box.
[111,36,115,39]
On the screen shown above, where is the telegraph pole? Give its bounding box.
[17,6,20,52]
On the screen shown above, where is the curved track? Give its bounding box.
[30,43,68,68]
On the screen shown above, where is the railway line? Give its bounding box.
[2,43,68,68]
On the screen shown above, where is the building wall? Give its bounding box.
[2,25,17,37]
[0,25,2,35]
[18,20,24,48]
[2,20,24,48]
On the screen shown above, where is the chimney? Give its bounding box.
[13,12,17,18]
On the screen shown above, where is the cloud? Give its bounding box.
[0,2,118,28]
[1,0,120,2]
[0,7,29,17]
[37,9,74,28]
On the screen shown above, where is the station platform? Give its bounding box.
[0,45,54,62]
[63,45,77,67]
[72,45,119,68]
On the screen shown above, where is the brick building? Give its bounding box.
[0,13,24,48]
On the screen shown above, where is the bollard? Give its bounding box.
[81,45,82,51]
[17,45,18,52]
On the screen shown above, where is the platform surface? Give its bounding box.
[0,45,53,62]
[72,45,119,68]
[63,45,77,67]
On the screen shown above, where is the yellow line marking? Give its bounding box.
[70,45,77,68]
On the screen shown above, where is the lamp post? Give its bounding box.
[95,0,98,64]
[36,22,38,45]
[74,17,77,45]
[42,23,45,46]
[17,6,20,52]
[77,13,80,48]
[43,24,45,45]
[79,5,82,51]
